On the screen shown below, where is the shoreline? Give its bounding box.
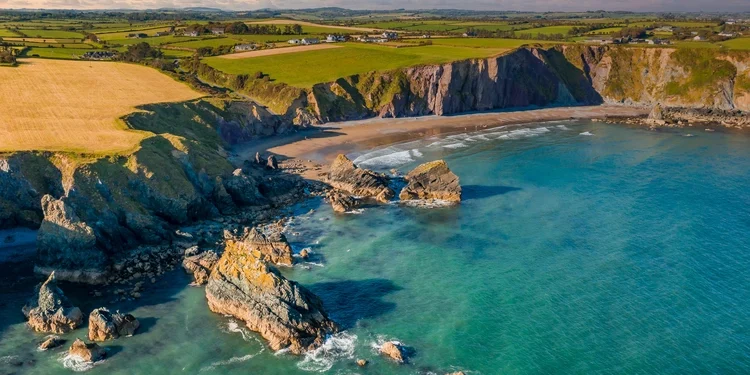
[233,104,649,179]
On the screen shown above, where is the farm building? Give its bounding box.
[301,38,320,45]
[184,30,199,37]
[155,31,171,37]
[211,28,225,35]
[81,51,116,60]
[326,34,346,42]
[234,44,256,52]
[382,31,398,40]
[288,39,300,44]
[127,33,148,39]
[693,35,706,41]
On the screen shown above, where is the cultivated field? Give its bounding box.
[204,43,507,87]
[0,59,203,154]
[218,43,342,59]
[247,20,388,33]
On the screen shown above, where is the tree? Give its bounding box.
[119,42,162,62]
[292,24,303,35]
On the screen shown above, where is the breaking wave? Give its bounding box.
[353,147,424,169]
[297,332,358,372]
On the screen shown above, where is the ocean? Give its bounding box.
[2,120,750,374]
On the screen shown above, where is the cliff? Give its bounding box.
[196,46,750,124]
[0,99,308,283]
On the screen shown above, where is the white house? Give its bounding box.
[184,31,199,37]
[234,44,256,52]
[211,28,225,35]
[693,35,706,41]
[288,39,300,45]
[326,34,346,42]
[301,38,320,45]
[718,32,737,37]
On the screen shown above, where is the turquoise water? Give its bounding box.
[2,120,750,374]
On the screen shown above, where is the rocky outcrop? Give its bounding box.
[380,341,407,363]
[36,196,107,283]
[39,336,62,350]
[399,160,461,203]
[0,154,63,229]
[182,250,219,285]
[224,227,294,266]
[326,190,360,213]
[205,239,337,354]
[88,308,140,341]
[22,272,83,334]
[68,338,106,362]
[326,155,394,202]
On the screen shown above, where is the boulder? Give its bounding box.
[299,249,310,260]
[39,336,62,351]
[205,241,337,354]
[326,190,360,213]
[68,338,106,362]
[399,160,461,203]
[267,155,279,170]
[326,155,394,203]
[380,341,406,363]
[225,227,294,266]
[255,152,263,165]
[356,359,368,367]
[88,308,140,341]
[22,272,83,334]
[182,250,219,285]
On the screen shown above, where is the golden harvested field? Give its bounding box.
[0,59,202,154]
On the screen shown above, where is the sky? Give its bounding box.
[0,0,747,12]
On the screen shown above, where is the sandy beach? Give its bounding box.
[235,105,649,169]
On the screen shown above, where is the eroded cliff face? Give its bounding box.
[0,99,308,283]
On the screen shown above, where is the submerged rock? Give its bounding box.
[326,190,360,213]
[39,336,62,351]
[22,272,83,334]
[68,338,106,362]
[205,240,337,354]
[326,154,394,203]
[88,308,140,341]
[380,341,406,363]
[356,358,368,367]
[399,160,461,203]
[225,227,294,266]
[182,250,219,285]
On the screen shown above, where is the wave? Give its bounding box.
[297,332,358,372]
[59,354,104,372]
[353,147,424,169]
[400,199,456,208]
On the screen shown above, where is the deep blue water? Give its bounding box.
[1,120,750,374]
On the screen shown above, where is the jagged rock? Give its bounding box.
[267,155,279,170]
[356,359,368,367]
[649,104,664,120]
[182,250,219,285]
[399,160,461,203]
[88,308,140,341]
[22,272,83,334]
[68,338,106,362]
[326,190,360,213]
[326,155,394,203]
[205,240,337,354]
[223,169,267,206]
[39,336,62,350]
[380,341,406,363]
[224,227,294,266]
[255,152,263,165]
[36,196,108,282]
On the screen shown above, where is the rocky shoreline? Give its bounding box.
[596,104,750,131]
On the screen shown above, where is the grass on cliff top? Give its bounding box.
[0,59,203,154]
[203,42,508,88]
[720,38,750,51]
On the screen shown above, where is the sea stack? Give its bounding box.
[223,227,294,266]
[326,154,394,203]
[21,271,83,334]
[88,308,140,341]
[205,236,337,354]
[399,160,462,203]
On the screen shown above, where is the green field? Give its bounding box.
[17,29,85,38]
[586,27,623,35]
[426,38,558,49]
[104,35,204,46]
[23,47,99,59]
[96,26,175,40]
[167,37,244,49]
[517,26,576,36]
[0,28,20,37]
[719,38,750,50]
[203,43,507,87]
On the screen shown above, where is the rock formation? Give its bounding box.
[22,272,83,334]
[326,190,360,213]
[326,155,394,202]
[88,308,140,341]
[68,338,106,362]
[205,240,337,354]
[267,155,279,170]
[380,341,406,363]
[39,336,62,350]
[399,160,462,203]
[224,227,294,266]
[182,250,219,285]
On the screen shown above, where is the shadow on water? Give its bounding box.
[462,185,521,200]
[134,317,157,335]
[308,279,401,330]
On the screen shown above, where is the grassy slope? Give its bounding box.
[203,43,507,88]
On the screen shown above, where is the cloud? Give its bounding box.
[0,0,746,11]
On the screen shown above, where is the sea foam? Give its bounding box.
[297,332,357,372]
